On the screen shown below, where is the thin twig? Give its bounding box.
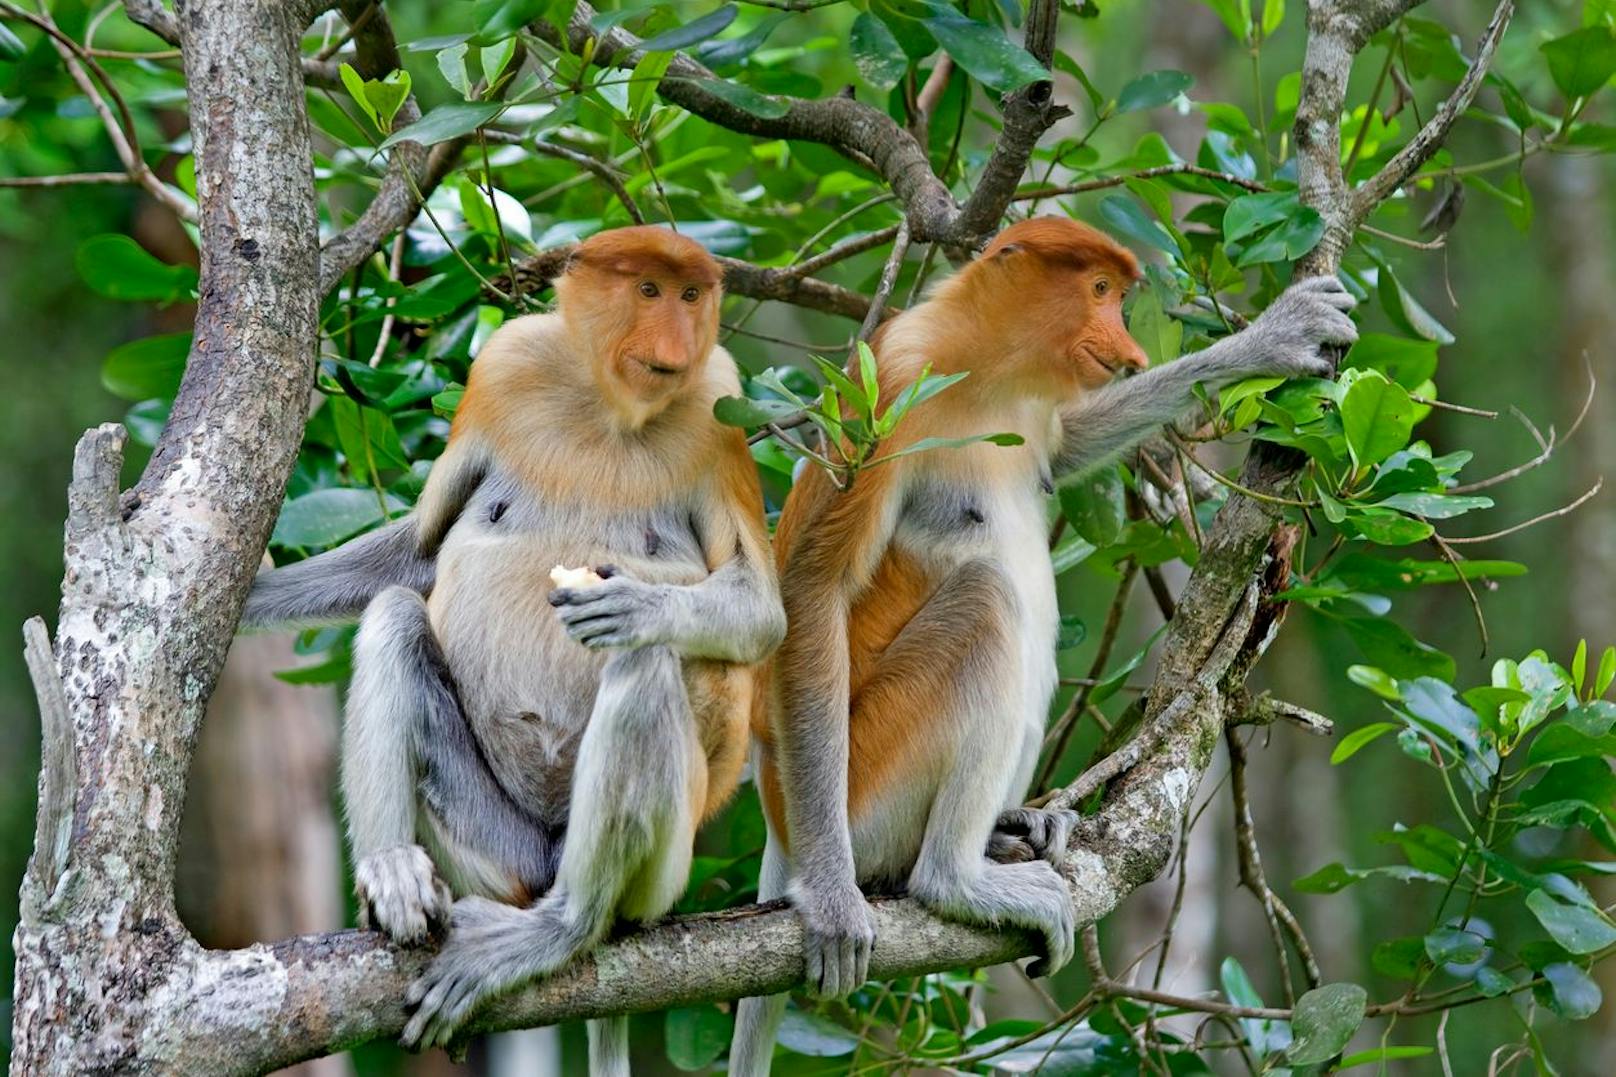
[1451,357,1594,492]
[1227,728,1299,1004]
[1441,478,1602,544]
[1410,393,1497,417]
[1014,164,1268,201]
[856,218,911,342]
[1036,561,1139,791]
[1430,532,1489,656]
[0,172,132,188]
[367,232,406,368]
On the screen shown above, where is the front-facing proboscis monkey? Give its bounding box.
[727,216,1356,1073]
[243,226,784,1073]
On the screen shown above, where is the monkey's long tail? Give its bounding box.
[240,517,435,631]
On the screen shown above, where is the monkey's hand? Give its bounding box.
[1232,275,1359,379]
[550,570,673,651]
[988,806,1078,869]
[355,844,452,946]
[400,896,536,1051]
[789,878,877,999]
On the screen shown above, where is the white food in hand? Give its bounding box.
[549,564,604,589]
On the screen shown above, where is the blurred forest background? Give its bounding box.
[3,0,1614,1073]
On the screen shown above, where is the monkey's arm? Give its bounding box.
[551,430,785,663]
[1052,276,1357,478]
[241,518,433,630]
[240,433,491,631]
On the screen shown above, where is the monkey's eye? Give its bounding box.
[639,281,660,299]
[681,286,701,304]
[1093,278,1111,298]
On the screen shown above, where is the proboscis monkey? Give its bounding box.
[727,216,1356,1073]
[243,225,785,1074]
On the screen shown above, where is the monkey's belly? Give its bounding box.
[428,530,738,823]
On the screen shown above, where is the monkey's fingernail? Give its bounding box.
[548,591,568,606]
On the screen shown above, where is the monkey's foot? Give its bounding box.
[356,844,452,946]
[402,894,581,1051]
[989,806,1078,869]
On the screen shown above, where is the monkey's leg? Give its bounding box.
[402,644,702,1057]
[346,587,558,943]
[728,826,791,1076]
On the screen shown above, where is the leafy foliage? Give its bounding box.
[4,0,1613,1072]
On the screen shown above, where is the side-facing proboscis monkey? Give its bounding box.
[244,226,784,1073]
[728,216,1356,1073]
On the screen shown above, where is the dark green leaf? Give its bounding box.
[381,101,505,148]
[850,13,909,89]
[664,1004,733,1070]
[271,488,405,548]
[76,235,198,303]
[1098,195,1176,253]
[1474,966,1514,998]
[1338,618,1455,681]
[1568,699,1616,736]
[1373,492,1492,519]
[102,333,191,401]
[641,5,738,52]
[123,399,170,448]
[776,1010,860,1057]
[1282,983,1366,1066]
[1056,614,1086,650]
[1350,511,1434,546]
[1542,26,1616,99]
[1371,937,1426,980]
[1223,190,1298,241]
[1115,70,1192,112]
[1375,260,1454,344]
[0,19,26,61]
[1424,927,1487,965]
[1058,466,1126,546]
[713,394,801,427]
[1293,861,1444,894]
[1343,333,1439,389]
[1540,962,1603,1020]
[921,6,1049,93]
[698,12,789,67]
[1526,889,1616,954]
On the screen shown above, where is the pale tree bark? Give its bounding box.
[9,1,1515,1072]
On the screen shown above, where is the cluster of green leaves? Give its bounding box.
[1292,643,1616,1056]
[714,341,1022,490]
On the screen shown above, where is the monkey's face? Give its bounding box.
[598,272,720,407]
[1060,268,1149,392]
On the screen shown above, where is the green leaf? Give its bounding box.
[921,6,1049,93]
[1343,333,1439,389]
[1598,645,1616,697]
[1126,287,1182,363]
[1223,190,1297,242]
[1371,937,1426,980]
[1282,983,1366,1066]
[1098,195,1177,253]
[472,0,550,43]
[76,235,198,303]
[1574,639,1589,696]
[1540,962,1603,1020]
[438,42,472,99]
[340,62,378,130]
[679,76,789,118]
[1338,618,1454,681]
[1526,889,1616,954]
[640,5,738,52]
[1542,26,1616,99]
[365,70,412,132]
[1346,664,1400,701]
[1331,721,1398,764]
[381,100,504,148]
[102,333,191,401]
[713,394,801,428]
[1198,0,1250,41]
[1375,260,1454,344]
[1115,70,1193,112]
[271,488,405,548]
[1372,492,1493,519]
[776,1009,860,1057]
[1340,371,1415,470]
[1058,465,1126,546]
[481,37,518,83]
[1057,614,1086,650]
[697,12,789,67]
[872,432,1024,464]
[1424,927,1487,965]
[664,1004,733,1070]
[1293,862,1443,893]
[1350,511,1434,546]
[1220,957,1287,1059]
[1474,966,1514,998]
[850,12,908,89]
[0,19,26,61]
[1338,1047,1435,1070]
[1234,210,1324,267]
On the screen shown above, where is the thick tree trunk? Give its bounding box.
[9,0,320,1071]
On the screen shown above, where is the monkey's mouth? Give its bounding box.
[1077,346,1123,376]
[633,357,687,377]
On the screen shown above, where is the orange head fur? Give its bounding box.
[555,226,724,422]
[939,217,1148,397]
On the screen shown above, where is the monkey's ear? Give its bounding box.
[994,243,1024,258]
